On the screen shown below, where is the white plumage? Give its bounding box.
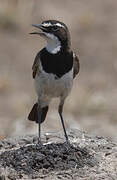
[45,33,61,54]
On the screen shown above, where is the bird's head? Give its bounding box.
[30,20,71,54]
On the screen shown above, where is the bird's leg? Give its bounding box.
[37,105,42,145]
[58,103,69,142]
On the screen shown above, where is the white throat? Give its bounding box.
[44,33,61,54]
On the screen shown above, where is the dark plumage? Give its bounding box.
[28,103,48,124]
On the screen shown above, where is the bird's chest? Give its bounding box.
[40,49,73,78]
[34,67,73,98]
[34,50,73,98]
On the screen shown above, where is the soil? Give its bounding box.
[0,129,117,179]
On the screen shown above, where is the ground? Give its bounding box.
[0,129,117,180]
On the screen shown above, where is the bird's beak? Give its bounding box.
[30,24,46,35]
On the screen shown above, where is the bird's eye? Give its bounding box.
[52,26,58,31]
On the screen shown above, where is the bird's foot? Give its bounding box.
[37,138,43,147]
[63,139,72,151]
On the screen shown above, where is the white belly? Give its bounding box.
[34,69,73,101]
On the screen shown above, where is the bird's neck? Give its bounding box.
[46,38,61,54]
[46,36,71,54]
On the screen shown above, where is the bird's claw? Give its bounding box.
[37,138,43,147]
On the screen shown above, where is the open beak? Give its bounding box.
[30,24,46,35]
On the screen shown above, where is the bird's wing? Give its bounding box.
[73,52,80,79]
[32,52,41,79]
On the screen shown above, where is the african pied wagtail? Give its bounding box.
[28,20,80,144]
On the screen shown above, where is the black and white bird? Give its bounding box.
[28,20,80,144]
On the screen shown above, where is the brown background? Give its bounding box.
[0,0,117,141]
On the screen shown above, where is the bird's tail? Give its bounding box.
[28,103,48,123]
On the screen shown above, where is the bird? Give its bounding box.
[28,20,80,144]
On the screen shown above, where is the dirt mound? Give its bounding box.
[0,142,95,179]
[0,129,117,179]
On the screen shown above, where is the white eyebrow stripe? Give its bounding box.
[42,22,65,28]
[55,23,64,28]
[42,22,52,27]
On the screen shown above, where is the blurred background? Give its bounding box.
[0,0,117,141]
